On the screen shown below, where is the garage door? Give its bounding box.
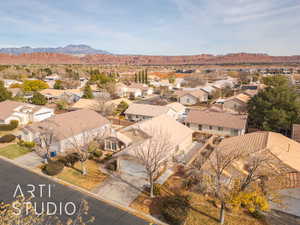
[119,159,147,178]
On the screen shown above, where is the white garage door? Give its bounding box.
[119,159,147,178]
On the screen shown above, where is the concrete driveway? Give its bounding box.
[14,152,43,168]
[271,188,300,217]
[92,173,148,207]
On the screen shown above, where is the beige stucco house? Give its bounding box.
[124,103,177,122]
[0,100,54,125]
[20,109,110,154]
[107,115,194,178]
[184,109,248,136]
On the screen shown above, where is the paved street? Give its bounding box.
[0,158,148,225]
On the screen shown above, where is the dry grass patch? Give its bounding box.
[56,160,107,190]
[131,175,268,225]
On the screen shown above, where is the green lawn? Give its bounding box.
[0,144,31,159]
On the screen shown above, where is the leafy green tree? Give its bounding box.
[0,81,12,102]
[23,80,49,92]
[138,72,142,83]
[141,70,145,83]
[30,92,47,105]
[82,84,94,99]
[114,101,129,116]
[145,69,148,84]
[53,80,64,89]
[248,75,300,134]
[134,73,138,83]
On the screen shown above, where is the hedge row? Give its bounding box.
[42,160,64,176]
[0,134,16,143]
[160,195,190,225]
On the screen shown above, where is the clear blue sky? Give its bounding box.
[1,0,300,55]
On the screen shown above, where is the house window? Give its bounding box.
[186,123,190,127]
[218,127,223,131]
[186,98,190,103]
[198,125,202,130]
[231,129,239,135]
[209,126,213,130]
[112,142,117,151]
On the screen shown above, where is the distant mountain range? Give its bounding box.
[0,46,299,65]
[0,44,111,55]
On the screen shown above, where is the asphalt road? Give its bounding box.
[0,158,149,225]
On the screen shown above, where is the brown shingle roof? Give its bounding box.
[185,109,248,130]
[225,93,250,104]
[125,103,171,117]
[24,109,109,141]
[219,132,300,172]
[0,100,28,120]
[174,89,207,99]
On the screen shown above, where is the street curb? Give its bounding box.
[0,155,168,225]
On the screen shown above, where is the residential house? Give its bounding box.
[127,83,153,98]
[124,103,177,122]
[90,84,111,98]
[174,89,208,105]
[184,109,248,136]
[202,132,300,195]
[44,74,60,81]
[212,79,235,89]
[3,79,22,88]
[110,115,194,178]
[0,100,54,125]
[115,83,129,98]
[222,93,250,113]
[216,131,300,173]
[166,102,186,120]
[20,109,110,154]
[200,85,216,96]
[44,74,60,88]
[40,89,82,103]
[72,98,132,111]
[292,124,300,143]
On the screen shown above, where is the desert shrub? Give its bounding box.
[0,134,16,143]
[143,183,162,196]
[18,140,35,149]
[43,160,64,176]
[159,195,190,225]
[182,175,200,190]
[230,191,269,217]
[93,150,102,158]
[104,154,112,161]
[0,120,19,131]
[153,183,162,196]
[58,153,80,167]
[106,160,117,171]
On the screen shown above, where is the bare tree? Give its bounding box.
[67,126,110,175]
[133,127,172,198]
[199,146,244,225]
[35,127,55,163]
[238,149,286,194]
[91,96,114,117]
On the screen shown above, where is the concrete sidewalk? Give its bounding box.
[14,152,43,168]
